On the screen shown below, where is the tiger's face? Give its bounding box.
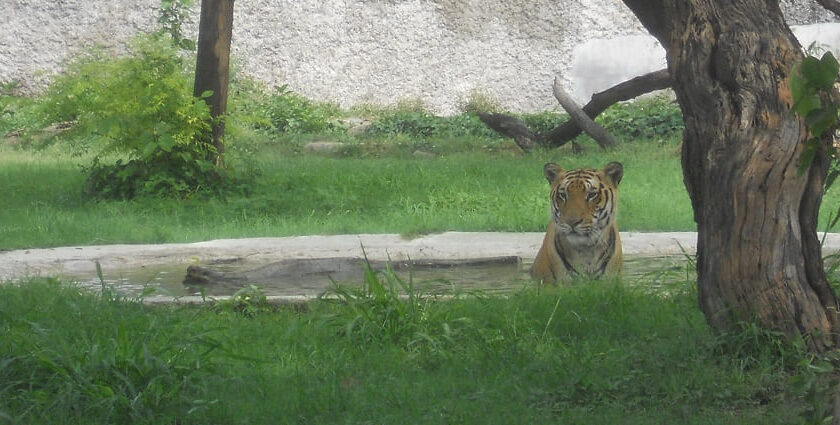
[544,162,623,246]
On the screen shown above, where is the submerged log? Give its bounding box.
[184,256,522,285]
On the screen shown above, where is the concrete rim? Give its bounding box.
[4,231,840,304]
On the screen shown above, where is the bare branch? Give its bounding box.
[478,69,672,151]
[545,69,671,146]
[552,77,618,150]
[816,0,840,18]
[476,113,538,151]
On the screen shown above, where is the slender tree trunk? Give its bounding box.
[620,0,840,351]
[194,0,234,166]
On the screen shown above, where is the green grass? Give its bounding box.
[0,141,692,250]
[5,138,840,251]
[0,276,810,424]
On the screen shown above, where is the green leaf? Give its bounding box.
[142,142,158,158]
[798,138,819,176]
[791,68,806,105]
[801,55,838,91]
[200,90,214,99]
[157,134,176,152]
[821,51,840,81]
[805,105,838,137]
[793,93,822,117]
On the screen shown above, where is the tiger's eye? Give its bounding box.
[557,191,567,202]
[586,191,598,201]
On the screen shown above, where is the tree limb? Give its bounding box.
[816,0,840,18]
[545,69,672,146]
[476,112,538,151]
[477,69,672,151]
[551,77,618,150]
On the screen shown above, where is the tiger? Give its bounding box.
[530,161,624,283]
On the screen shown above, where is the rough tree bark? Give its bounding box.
[620,0,840,351]
[193,0,234,166]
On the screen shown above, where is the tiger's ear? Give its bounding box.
[603,162,623,187]
[544,163,564,184]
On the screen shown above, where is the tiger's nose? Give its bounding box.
[569,218,583,227]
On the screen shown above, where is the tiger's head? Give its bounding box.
[544,162,623,246]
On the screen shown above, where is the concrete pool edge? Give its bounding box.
[4,231,840,300]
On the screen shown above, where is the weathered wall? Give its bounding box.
[0,0,836,114]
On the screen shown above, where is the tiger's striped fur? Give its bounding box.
[531,162,623,283]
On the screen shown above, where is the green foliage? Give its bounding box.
[710,321,803,372]
[0,82,42,139]
[791,50,840,251]
[791,350,840,425]
[214,284,273,317]
[39,35,236,198]
[792,51,840,175]
[1,276,807,424]
[322,259,462,357]
[366,108,500,140]
[361,96,683,146]
[457,89,504,114]
[157,0,196,51]
[520,110,565,135]
[596,96,684,142]
[0,279,233,423]
[264,85,340,134]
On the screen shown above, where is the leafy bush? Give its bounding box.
[597,96,684,141]
[322,260,460,353]
[519,110,565,135]
[0,83,40,138]
[157,0,197,51]
[40,35,234,198]
[366,109,500,140]
[457,89,503,114]
[264,85,339,134]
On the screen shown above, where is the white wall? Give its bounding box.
[0,0,835,114]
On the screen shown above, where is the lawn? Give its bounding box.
[0,141,692,250]
[0,276,812,425]
[2,64,837,425]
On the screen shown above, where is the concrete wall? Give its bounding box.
[1,0,836,114]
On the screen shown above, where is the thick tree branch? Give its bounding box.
[478,69,671,150]
[545,69,671,146]
[552,77,618,150]
[816,0,840,18]
[476,112,538,151]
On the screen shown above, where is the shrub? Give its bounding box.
[264,85,339,134]
[40,35,234,198]
[457,89,503,114]
[366,107,500,140]
[596,96,684,141]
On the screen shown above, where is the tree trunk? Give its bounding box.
[620,0,840,351]
[194,0,234,166]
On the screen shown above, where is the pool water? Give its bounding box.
[69,254,695,299]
